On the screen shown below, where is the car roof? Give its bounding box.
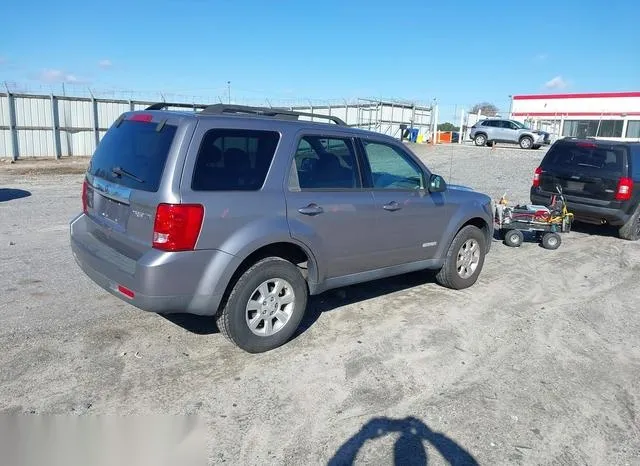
[558,137,640,148]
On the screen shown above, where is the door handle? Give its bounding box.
[298,204,324,216]
[383,201,402,212]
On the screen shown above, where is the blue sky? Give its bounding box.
[1,0,639,121]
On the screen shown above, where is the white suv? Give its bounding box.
[469,118,550,149]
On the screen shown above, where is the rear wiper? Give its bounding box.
[111,166,144,183]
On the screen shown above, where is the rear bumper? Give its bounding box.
[69,213,237,316]
[530,188,631,226]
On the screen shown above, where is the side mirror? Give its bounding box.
[428,174,447,193]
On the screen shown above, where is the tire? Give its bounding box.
[618,204,640,241]
[474,134,487,146]
[519,136,533,149]
[541,232,561,250]
[435,225,486,290]
[504,229,524,247]
[532,145,541,150]
[215,257,308,353]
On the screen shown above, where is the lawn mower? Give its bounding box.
[494,185,574,250]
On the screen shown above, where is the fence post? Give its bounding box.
[91,96,100,149]
[129,100,134,112]
[50,94,62,159]
[344,100,349,126]
[6,90,19,161]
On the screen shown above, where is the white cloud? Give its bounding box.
[534,53,548,61]
[39,68,88,84]
[98,59,113,69]
[544,75,568,90]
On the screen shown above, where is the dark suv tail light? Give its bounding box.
[532,166,542,188]
[81,179,88,214]
[153,204,204,252]
[615,177,633,201]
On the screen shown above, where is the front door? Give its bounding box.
[358,138,450,265]
[285,133,380,279]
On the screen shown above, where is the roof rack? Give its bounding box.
[145,102,208,111]
[200,104,347,126]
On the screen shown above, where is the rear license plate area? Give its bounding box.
[565,181,585,191]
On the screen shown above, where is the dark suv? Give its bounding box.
[530,138,640,240]
[70,104,494,353]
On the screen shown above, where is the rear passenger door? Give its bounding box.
[358,138,449,265]
[285,132,381,279]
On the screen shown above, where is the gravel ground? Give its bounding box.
[1,143,639,465]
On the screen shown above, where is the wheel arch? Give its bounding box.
[218,240,320,313]
[458,217,491,249]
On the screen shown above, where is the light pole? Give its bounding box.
[227,81,231,104]
[508,95,513,118]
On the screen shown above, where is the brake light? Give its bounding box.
[577,142,597,149]
[129,113,153,122]
[152,204,204,251]
[615,177,633,201]
[533,166,542,188]
[82,179,88,214]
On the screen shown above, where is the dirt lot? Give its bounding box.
[1,143,639,465]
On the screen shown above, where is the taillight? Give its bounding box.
[615,177,633,201]
[82,179,88,214]
[533,166,542,188]
[152,204,204,252]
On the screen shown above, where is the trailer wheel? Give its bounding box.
[542,232,561,250]
[504,229,524,247]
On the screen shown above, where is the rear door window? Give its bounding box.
[191,129,280,191]
[290,135,360,190]
[88,119,177,192]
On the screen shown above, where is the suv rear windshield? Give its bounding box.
[542,141,628,175]
[88,119,177,192]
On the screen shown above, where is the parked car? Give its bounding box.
[530,137,640,240]
[469,118,550,149]
[70,104,494,353]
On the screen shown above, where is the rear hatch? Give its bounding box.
[83,114,180,265]
[539,140,629,202]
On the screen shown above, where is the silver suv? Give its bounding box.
[70,104,494,353]
[469,118,550,149]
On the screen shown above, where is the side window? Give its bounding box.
[505,121,518,130]
[291,136,360,190]
[630,147,640,181]
[361,140,423,190]
[483,120,498,128]
[192,129,280,191]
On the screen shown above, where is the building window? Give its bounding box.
[562,119,624,138]
[626,121,640,139]
[597,120,624,138]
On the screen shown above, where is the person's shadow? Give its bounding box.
[328,416,478,466]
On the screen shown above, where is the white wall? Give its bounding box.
[511,93,640,117]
